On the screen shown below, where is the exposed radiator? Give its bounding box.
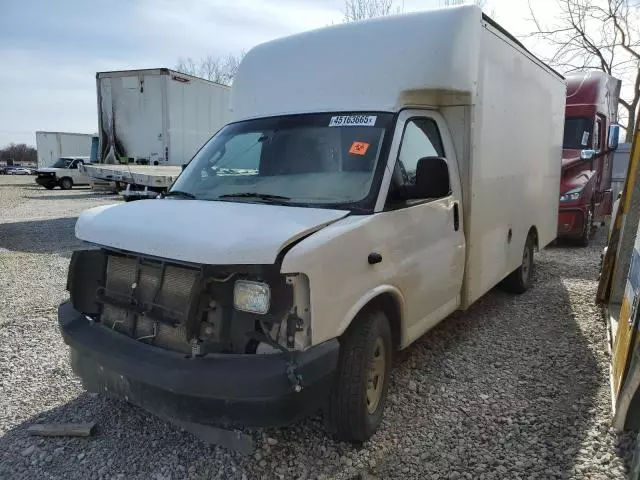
[100,254,199,353]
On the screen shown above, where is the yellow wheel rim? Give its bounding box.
[366,337,386,414]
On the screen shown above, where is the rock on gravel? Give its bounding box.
[0,176,635,479]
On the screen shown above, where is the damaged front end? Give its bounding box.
[59,249,339,428]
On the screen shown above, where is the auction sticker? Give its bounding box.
[349,141,370,155]
[329,115,377,127]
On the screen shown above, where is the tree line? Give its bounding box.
[0,143,37,165]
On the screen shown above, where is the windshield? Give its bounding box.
[170,112,394,209]
[563,117,593,149]
[52,158,74,168]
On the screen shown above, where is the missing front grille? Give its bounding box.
[99,254,201,353]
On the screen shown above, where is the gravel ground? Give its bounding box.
[0,175,636,479]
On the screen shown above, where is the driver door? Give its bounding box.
[378,110,466,345]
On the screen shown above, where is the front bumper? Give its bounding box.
[557,207,587,237]
[58,301,339,427]
[36,176,57,188]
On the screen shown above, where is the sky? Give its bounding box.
[0,0,560,148]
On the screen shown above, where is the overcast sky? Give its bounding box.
[0,0,559,148]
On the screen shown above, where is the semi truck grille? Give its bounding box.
[99,254,200,353]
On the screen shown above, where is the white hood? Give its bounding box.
[37,168,59,173]
[75,199,350,265]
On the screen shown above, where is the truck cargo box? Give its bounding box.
[36,131,95,169]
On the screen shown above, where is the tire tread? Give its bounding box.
[328,310,391,442]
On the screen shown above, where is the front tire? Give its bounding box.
[502,233,535,294]
[328,309,392,443]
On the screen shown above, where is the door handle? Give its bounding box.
[453,203,460,231]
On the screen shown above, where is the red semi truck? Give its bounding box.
[558,71,621,246]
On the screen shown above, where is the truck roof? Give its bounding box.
[566,70,621,120]
[231,5,562,121]
[95,68,231,89]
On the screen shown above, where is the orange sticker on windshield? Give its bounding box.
[349,141,370,156]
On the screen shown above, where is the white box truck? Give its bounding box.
[84,68,232,199]
[58,6,565,443]
[35,131,95,169]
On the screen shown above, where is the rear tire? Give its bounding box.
[327,310,392,443]
[59,177,73,190]
[502,233,535,294]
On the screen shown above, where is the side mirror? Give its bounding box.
[608,124,620,150]
[412,156,451,199]
[580,149,596,161]
[181,163,188,171]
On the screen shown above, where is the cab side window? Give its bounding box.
[387,118,448,205]
[593,118,602,151]
[397,119,444,186]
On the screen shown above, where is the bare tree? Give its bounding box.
[342,0,400,22]
[0,143,37,165]
[528,0,640,142]
[175,52,245,86]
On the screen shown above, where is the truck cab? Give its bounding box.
[558,72,621,245]
[35,156,91,190]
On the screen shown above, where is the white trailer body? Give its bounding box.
[35,131,94,169]
[232,6,566,307]
[96,68,231,166]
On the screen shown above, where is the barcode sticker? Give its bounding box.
[329,115,377,127]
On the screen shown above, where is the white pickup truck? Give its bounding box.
[58,6,564,442]
[35,156,91,190]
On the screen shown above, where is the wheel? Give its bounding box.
[59,177,73,190]
[327,309,392,443]
[502,233,535,294]
[578,209,593,247]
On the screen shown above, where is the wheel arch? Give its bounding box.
[337,286,405,350]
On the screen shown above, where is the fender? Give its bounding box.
[336,284,406,341]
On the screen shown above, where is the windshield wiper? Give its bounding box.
[217,192,291,202]
[163,190,196,199]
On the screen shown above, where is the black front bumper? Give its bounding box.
[58,302,340,427]
[36,176,57,188]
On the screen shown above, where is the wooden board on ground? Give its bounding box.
[27,422,97,437]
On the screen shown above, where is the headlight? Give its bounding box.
[234,280,270,314]
[560,188,583,202]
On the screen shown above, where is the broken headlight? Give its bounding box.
[234,280,271,314]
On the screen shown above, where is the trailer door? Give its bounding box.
[99,73,167,165]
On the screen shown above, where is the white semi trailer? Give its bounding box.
[84,68,232,200]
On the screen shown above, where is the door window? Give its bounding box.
[387,118,448,206]
[396,118,444,187]
[593,118,603,151]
